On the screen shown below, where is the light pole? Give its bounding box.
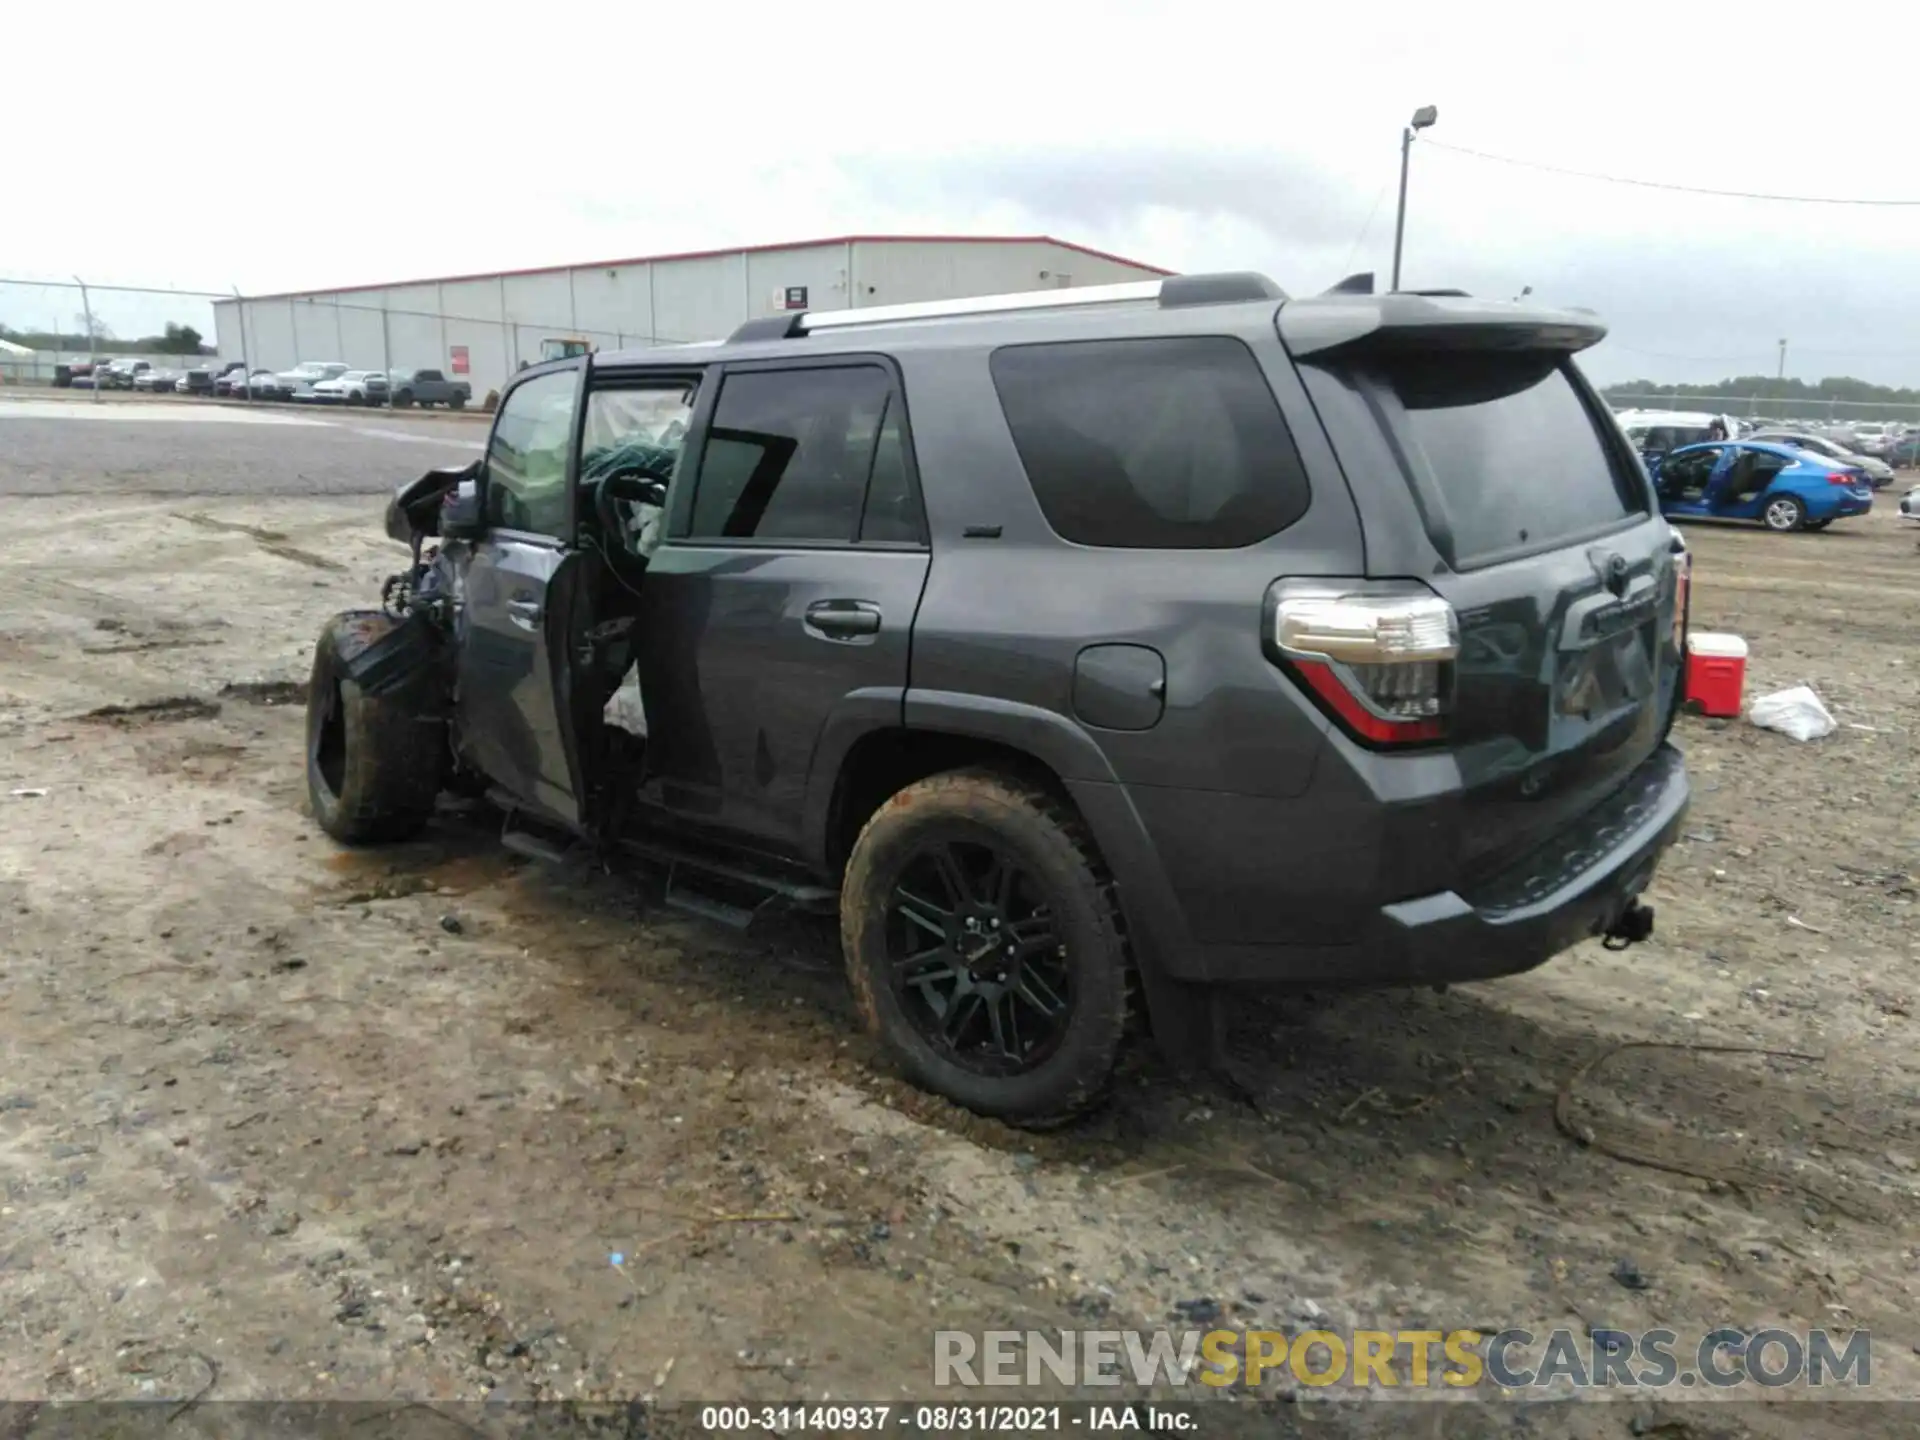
[1777,338,1788,380]
[1390,105,1438,292]
[74,275,99,404]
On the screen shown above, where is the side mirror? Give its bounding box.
[440,478,485,540]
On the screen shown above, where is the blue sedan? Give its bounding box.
[1649,440,1873,532]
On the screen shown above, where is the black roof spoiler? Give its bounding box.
[1278,292,1607,359]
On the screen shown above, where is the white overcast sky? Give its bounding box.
[8,1,1918,387]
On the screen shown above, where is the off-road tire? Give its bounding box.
[841,767,1133,1127]
[448,394,466,411]
[305,610,444,844]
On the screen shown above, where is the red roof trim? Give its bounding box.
[230,234,1174,302]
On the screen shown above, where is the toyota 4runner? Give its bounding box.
[304,271,1692,1126]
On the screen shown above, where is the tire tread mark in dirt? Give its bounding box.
[172,512,345,572]
[1553,1040,1890,1221]
[79,696,221,726]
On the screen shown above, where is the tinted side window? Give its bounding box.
[857,397,925,544]
[688,366,891,542]
[484,369,577,536]
[989,337,1310,549]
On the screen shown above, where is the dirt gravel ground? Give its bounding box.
[2,409,1917,1438]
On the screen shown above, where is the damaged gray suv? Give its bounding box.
[305,271,1692,1125]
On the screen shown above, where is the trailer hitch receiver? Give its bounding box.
[1601,900,1656,951]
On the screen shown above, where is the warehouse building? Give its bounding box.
[211,234,1170,397]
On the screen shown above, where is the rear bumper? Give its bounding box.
[1361,742,1688,984]
[1074,742,1689,989]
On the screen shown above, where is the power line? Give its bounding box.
[1423,141,1920,207]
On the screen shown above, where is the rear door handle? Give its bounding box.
[506,596,544,631]
[804,600,882,639]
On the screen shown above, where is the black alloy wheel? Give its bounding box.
[886,836,1074,1076]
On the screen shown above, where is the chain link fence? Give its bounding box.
[0,276,705,405]
[224,292,705,406]
[0,277,223,389]
[1606,391,1920,428]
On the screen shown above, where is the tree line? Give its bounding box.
[0,320,211,355]
[1601,374,1920,405]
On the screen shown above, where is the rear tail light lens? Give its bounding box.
[1827,469,1859,487]
[1270,584,1458,746]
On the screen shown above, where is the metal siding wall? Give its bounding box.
[1033,240,1163,287]
[847,241,1036,308]
[648,253,750,346]
[849,240,1166,309]
[336,298,386,372]
[384,284,446,375]
[250,300,299,372]
[291,300,343,362]
[227,240,1168,396]
[212,299,241,365]
[569,264,657,346]
[743,244,851,318]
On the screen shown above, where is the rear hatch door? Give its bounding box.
[1285,297,1684,890]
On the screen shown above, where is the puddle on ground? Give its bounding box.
[318,843,520,905]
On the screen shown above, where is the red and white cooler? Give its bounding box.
[1684,632,1748,718]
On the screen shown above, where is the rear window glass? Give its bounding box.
[1368,354,1642,567]
[989,337,1310,549]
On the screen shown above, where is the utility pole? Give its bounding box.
[1390,105,1438,292]
[233,286,251,397]
[380,303,394,410]
[1777,338,1787,380]
[74,275,99,403]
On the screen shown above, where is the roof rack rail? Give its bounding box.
[723,271,1286,343]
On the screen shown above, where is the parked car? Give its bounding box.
[62,357,111,385]
[1900,485,1920,521]
[185,360,247,396]
[233,368,283,400]
[1650,440,1872,531]
[1747,429,1896,487]
[133,366,181,393]
[1614,409,1732,460]
[387,367,470,409]
[1885,434,1920,468]
[96,358,152,391]
[274,361,349,399]
[301,273,1690,1124]
[311,370,390,405]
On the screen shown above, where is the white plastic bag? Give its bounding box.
[1748,685,1835,742]
[604,663,648,738]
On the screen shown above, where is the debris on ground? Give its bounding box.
[1748,685,1837,741]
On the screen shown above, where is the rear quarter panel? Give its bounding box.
[896,309,1366,802]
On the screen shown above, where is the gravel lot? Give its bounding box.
[2,405,1916,1438]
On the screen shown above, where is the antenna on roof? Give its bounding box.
[1326,272,1375,295]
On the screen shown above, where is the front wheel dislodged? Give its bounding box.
[305,611,446,844]
[840,768,1133,1127]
